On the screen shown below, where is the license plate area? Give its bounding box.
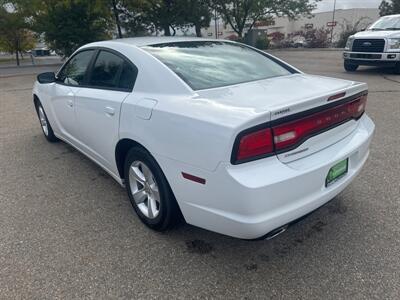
[326,158,348,187]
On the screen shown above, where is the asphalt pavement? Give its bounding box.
[0,50,399,299]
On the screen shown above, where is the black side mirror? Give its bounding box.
[37,72,56,84]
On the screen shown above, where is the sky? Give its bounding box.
[315,0,382,12]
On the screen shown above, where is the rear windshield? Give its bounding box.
[142,41,293,90]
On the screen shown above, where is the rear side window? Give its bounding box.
[142,41,293,90]
[89,51,124,88]
[118,61,137,90]
[58,50,94,86]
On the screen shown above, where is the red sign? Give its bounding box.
[327,21,337,27]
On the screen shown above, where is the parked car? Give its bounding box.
[33,37,375,239]
[344,14,400,73]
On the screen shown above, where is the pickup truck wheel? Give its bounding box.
[394,62,400,74]
[344,61,359,72]
[35,101,59,142]
[124,147,181,231]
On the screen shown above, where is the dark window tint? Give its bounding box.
[89,51,124,88]
[142,41,292,90]
[58,50,94,86]
[118,61,136,90]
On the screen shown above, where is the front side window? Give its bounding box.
[58,50,94,86]
[89,51,124,88]
[142,41,293,90]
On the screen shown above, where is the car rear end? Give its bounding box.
[141,40,375,239]
[176,84,374,240]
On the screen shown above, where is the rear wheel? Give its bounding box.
[35,100,59,142]
[124,147,181,231]
[344,61,359,72]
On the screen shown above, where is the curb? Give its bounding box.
[0,72,44,78]
[0,63,63,70]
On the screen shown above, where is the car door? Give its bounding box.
[74,49,137,173]
[51,49,95,143]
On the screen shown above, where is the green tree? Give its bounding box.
[111,0,123,38]
[31,0,112,57]
[121,0,211,37]
[178,0,212,37]
[126,0,180,36]
[106,0,143,38]
[212,0,318,38]
[118,0,154,36]
[122,0,172,36]
[0,4,35,65]
[380,0,400,16]
[145,0,180,36]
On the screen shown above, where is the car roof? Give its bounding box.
[95,36,229,47]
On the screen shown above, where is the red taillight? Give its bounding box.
[236,127,274,162]
[273,94,367,152]
[232,93,367,164]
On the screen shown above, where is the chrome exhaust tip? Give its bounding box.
[265,225,288,240]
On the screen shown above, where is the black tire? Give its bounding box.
[344,61,359,72]
[394,62,400,74]
[34,100,59,143]
[124,146,181,231]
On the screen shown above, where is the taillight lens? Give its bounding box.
[232,93,367,164]
[236,128,274,162]
[273,94,367,152]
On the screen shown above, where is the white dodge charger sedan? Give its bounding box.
[33,37,375,239]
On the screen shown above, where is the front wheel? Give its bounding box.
[124,147,181,231]
[394,62,400,74]
[35,100,59,142]
[344,61,359,72]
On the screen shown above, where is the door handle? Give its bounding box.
[105,106,115,116]
[67,99,73,107]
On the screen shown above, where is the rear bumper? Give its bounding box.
[159,114,375,239]
[343,51,400,67]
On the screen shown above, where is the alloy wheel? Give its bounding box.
[129,160,160,219]
[38,106,49,136]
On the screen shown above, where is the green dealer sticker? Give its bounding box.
[326,158,349,187]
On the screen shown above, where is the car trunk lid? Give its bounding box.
[196,73,368,164]
[272,91,367,163]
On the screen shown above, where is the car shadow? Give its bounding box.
[162,194,354,265]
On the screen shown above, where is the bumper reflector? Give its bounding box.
[182,172,206,185]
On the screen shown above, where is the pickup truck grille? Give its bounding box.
[352,39,385,53]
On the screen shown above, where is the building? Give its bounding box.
[202,8,380,42]
[266,8,379,42]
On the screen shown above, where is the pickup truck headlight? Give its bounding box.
[388,38,400,51]
[345,37,355,50]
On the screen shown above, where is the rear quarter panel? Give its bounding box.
[119,92,248,172]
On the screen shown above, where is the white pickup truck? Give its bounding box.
[343,14,400,74]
